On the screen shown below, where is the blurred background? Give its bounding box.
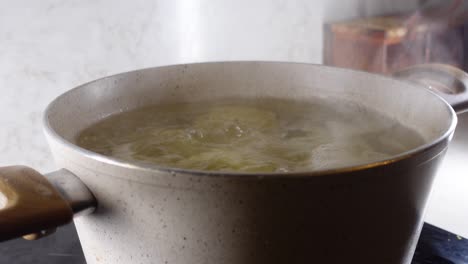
[0,0,468,262]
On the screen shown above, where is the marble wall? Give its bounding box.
[0,0,418,171]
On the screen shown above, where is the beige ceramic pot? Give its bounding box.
[0,62,467,264]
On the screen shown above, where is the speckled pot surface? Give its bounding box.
[44,62,456,264]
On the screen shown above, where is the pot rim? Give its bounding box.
[43,61,458,178]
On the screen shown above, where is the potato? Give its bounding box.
[177,149,279,172]
[193,105,278,144]
[260,144,311,164]
[130,128,207,161]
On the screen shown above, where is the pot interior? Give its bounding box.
[44,61,455,169]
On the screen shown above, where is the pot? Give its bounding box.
[0,62,467,264]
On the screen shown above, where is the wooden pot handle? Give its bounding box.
[0,166,74,242]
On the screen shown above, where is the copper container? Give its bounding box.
[324,2,468,74]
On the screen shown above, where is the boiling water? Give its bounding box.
[77,98,425,173]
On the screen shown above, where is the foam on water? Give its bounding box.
[76,98,425,173]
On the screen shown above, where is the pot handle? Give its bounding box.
[0,166,97,242]
[393,63,468,113]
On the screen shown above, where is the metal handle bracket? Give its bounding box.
[393,63,468,114]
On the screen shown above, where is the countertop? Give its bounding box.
[425,112,468,238]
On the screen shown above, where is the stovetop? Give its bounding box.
[413,224,468,264]
[1,222,466,264]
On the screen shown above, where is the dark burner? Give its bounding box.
[1,223,467,263]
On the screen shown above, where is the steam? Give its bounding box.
[391,0,467,72]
